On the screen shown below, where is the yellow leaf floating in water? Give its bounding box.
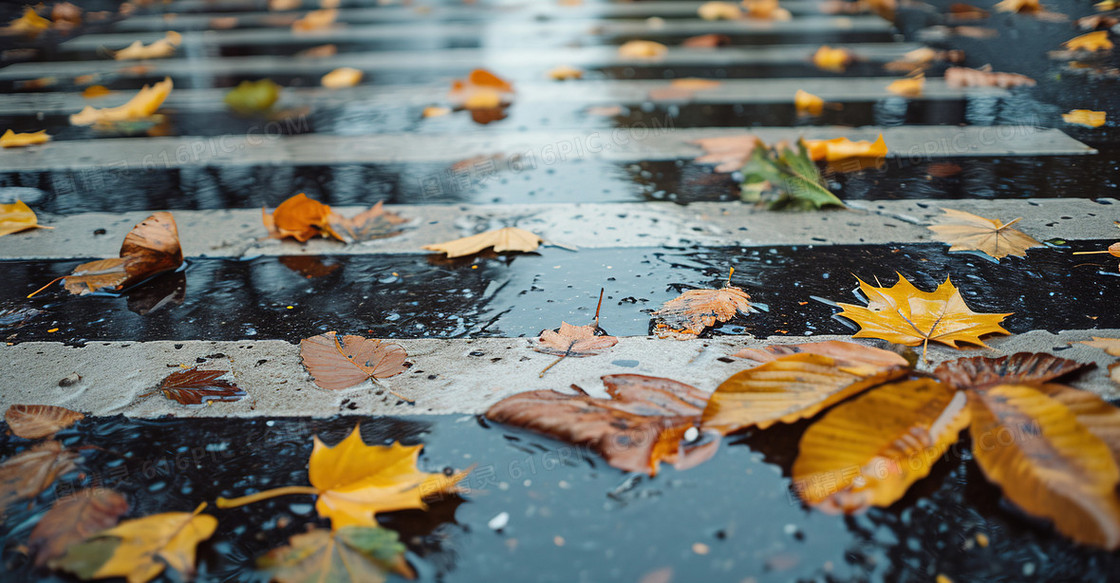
[0,129,50,148]
[0,200,50,237]
[1063,109,1107,127]
[927,208,1043,260]
[70,77,173,126]
[1064,30,1114,52]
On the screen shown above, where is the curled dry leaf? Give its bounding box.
[259,526,415,583]
[536,322,618,357]
[322,67,363,88]
[1065,30,1114,52]
[886,74,924,97]
[968,385,1120,549]
[70,77,173,126]
[792,379,969,512]
[1063,109,1107,128]
[691,134,759,173]
[263,193,337,242]
[701,351,908,433]
[1037,383,1120,467]
[5,404,84,439]
[300,331,408,391]
[113,31,182,60]
[30,488,128,566]
[58,212,182,296]
[944,66,1036,88]
[486,375,721,475]
[698,1,742,20]
[804,134,887,161]
[0,441,80,511]
[0,200,49,237]
[327,201,408,243]
[682,33,731,48]
[836,274,1011,358]
[618,40,668,59]
[53,502,218,583]
[732,340,910,368]
[812,46,853,72]
[652,284,754,339]
[933,352,1092,391]
[292,8,338,31]
[927,208,1042,260]
[422,227,543,258]
[1,129,50,148]
[794,89,824,115]
[151,368,246,405]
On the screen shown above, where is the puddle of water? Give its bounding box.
[1,414,1116,582]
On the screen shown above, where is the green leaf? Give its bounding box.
[258,525,414,583]
[224,79,281,113]
[738,139,844,210]
[50,537,120,580]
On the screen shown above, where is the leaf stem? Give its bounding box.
[26,276,64,298]
[539,354,566,378]
[1071,250,1113,255]
[215,485,318,509]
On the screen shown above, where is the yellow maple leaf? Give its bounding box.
[70,77,173,126]
[794,89,824,116]
[1063,109,1107,128]
[1,129,50,148]
[836,274,1012,358]
[0,200,51,237]
[1064,31,1114,52]
[804,134,887,161]
[422,226,544,258]
[53,503,217,583]
[927,208,1042,260]
[217,425,467,530]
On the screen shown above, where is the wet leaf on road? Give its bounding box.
[5,404,84,439]
[70,77,172,126]
[945,66,1036,88]
[0,129,50,148]
[733,340,909,367]
[224,79,281,113]
[691,134,759,173]
[652,281,755,339]
[927,208,1042,260]
[794,89,824,115]
[486,375,720,475]
[150,369,245,405]
[792,379,969,512]
[812,46,853,72]
[1064,30,1114,52]
[0,200,49,236]
[259,525,414,583]
[113,31,181,60]
[263,193,339,242]
[449,69,514,111]
[618,40,668,58]
[0,441,79,512]
[300,332,408,390]
[804,134,887,162]
[933,352,1092,391]
[422,227,543,258]
[1062,109,1107,127]
[835,274,1011,358]
[30,488,128,566]
[53,502,218,583]
[1037,383,1120,467]
[969,385,1120,549]
[536,322,618,358]
[740,139,844,209]
[49,212,183,297]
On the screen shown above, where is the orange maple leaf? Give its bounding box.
[652,283,754,339]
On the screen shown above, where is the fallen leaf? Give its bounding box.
[794,89,824,115]
[301,331,408,390]
[209,16,239,29]
[740,139,844,209]
[944,66,1036,88]
[15,77,57,91]
[58,212,182,296]
[691,134,759,173]
[70,77,172,126]
[449,69,514,110]
[322,67,363,88]
[5,404,84,439]
[743,0,792,19]
[422,227,543,258]
[548,65,583,80]
[886,74,925,97]
[486,375,720,475]
[4,8,50,36]
[835,274,1012,358]
[969,385,1120,549]
[295,43,338,58]
[933,352,1092,391]
[292,8,337,31]
[1076,14,1119,30]
[1063,109,1107,128]
[681,34,731,48]
[218,425,467,529]
[270,0,301,9]
[149,369,245,405]
[948,2,989,19]
[994,0,1043,13]
[732,340,910,368]
[698,1,742,20]
[804,134,887,161]
[1065,30,1114,52]
[702,352,908,432]
[0,200,49,237]
[422,105,451,118]
[259,526,414,583]
[618,40,668,59]
[1,129,50,148]
[82,85,112,98]
[792,379,969,512]
[927,208,1042,260]
[30,489,128,566]
[327,202,408,243]
[113,31,182,60]
[224,78,281,113]
[1038,383,1120,467]
[813,46,853,72]
[262,193,337,242]
[649,78,722,100]
[652,283,754,339]
[0,441,79,511]
[53,503,218,583]
[537,322,618,358]
[1081,337,1120,356]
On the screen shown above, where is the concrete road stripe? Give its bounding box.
[0,127,1094,173]
[60,17,892,50]
[0,79,1005,116]
[1,330,1115,417]
[0,199,1115,261]
[0,43,922,81]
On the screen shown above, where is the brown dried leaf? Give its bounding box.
[927,208,1042,259]
[327,202,407,244]
[732,340,909,368]
[29,488,128,566]
[690,134,759,173]
[536,322,618,357]
[681,34,731,48]
[5,405,84,439]
[62,212,182,296]
[652,285,753,339]
[301,332,408,390]
[263,193,339,242]
[933,352,1092,391]
[422,227,543,258]
[0,441,79,511]
[154,369,246,405]
[945,66,1036,88]
[485,375,720,475]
